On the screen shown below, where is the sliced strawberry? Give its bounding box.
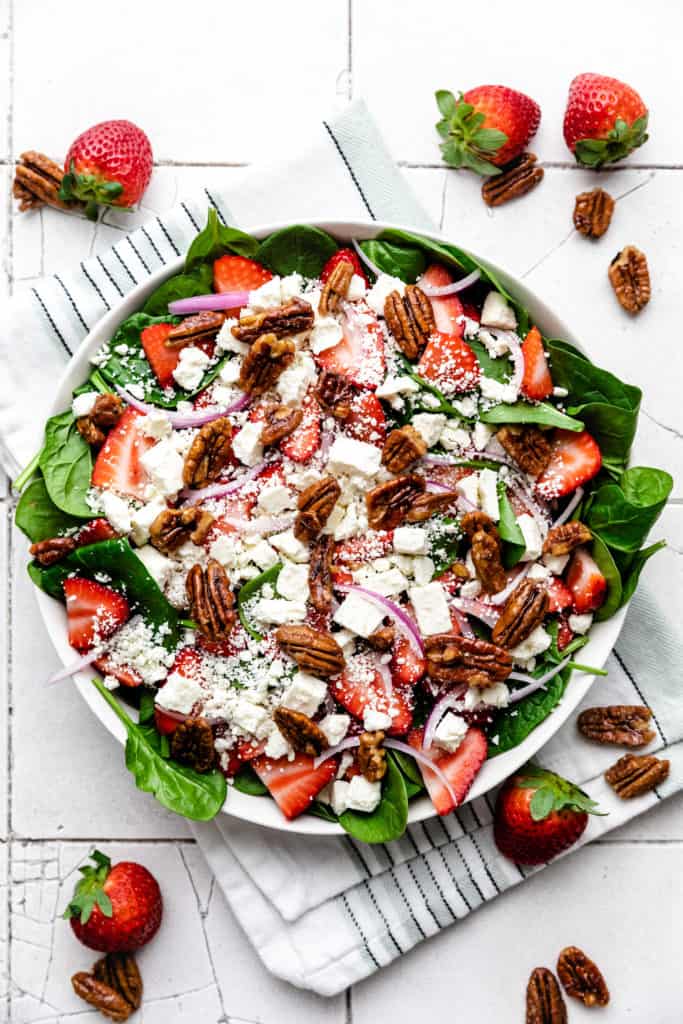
[321,248,368,286]
[556,615,575,652]
[306,604,333,632]
[521,326,553,400]
[63,577,130,653]
[331,655,413,735]
[280,394,321,462]
[213,255,272,295]
[141,323,216,391]
[252,752,337,820]
[418,264,465,335]
[91,407,155,501]
[76,518,119,546]
[462,302,480,324]
[236,738,267,761]
[435,567,467,595]
[204,491,258,543]
[418,330,480,395]
[425,463,474,491]
[566,548,607,614]
[316,302,385,389]
[535,430,602,500]
[345,390,386,447]
[334,530,394,566]
[546,576,573,613]
[408,726,487,816]
[390,634,426,686]
[154,707,182,736]
[93,656,142,688]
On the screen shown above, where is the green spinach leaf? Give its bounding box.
[586,467,672,553]
[39,412,93,518]
[16,474,85,542]
[358,239,426,283]
[184,209,259,271]
[590,534,623,622]
[143,264,213,316]
[480,400,584,431]
[428,515,462,576]
[237,563,283,641]
[390,748,425,797]
[487,668,571,756]
[307,800,339,822]
[232,764,268,796]
[338,752,408,844]
[617,540,667,604]
[497,480,526,567]
[467,338,512,383]
[256,225,338,277]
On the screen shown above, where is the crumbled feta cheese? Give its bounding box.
[346,775,382,813]
[140,409,172,441]
[376,375,420,403]
[409,582,451,636]
[393,527,428,555]
[460,579,482,598]
[232,421,264,467]
[210,533,241,569]
[244,538,279,570]
[553,386,569,398]
[327,435,382,478]
[333,592,385,638]
[347,274,367,301]
[276,351,317,405]
[140,439,185,497]
[363,708,393,731]
[215,318,248,356]
[433,711,468,753]
[527,562,551,581]
[331,502,361,541]
[452,395,478,418]
[543,552,570,574]
[218,359,241,385]
[172,345,211,391]
[257,483,295,515]
[103,615,175,686]
[72,391,98,418]
[509,625,552,663]
[101,491,133,533]
[232,698,271,738]
[353,566,409,597]
[479,376,518,404]
[329,780,351,816]
[270,528,310,563]
[477,328,513,359]
[280,273,304,301]
[248,276,282,311]
[127,383,145,401]
[440,422,471,452]
[518,512,543,562]
[465,682,510,709]
[411,412,447,449]
[130,495,167,546]
[310,315,343,354]
[281,672,327,717]
[276,562,310,602]
[365,273,405,315]
[456,473,480,508]
[264,727,293,760]
[478,468,499,520]
[135,544,175,589]
[320,713,350,747]
[472,422,494,451]
[412,555,435,586]
[480,291,517,331]
[252,598,307,625]
[157,671,205,715]
[568,613,593,635]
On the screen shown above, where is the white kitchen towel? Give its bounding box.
[3,99,680,997]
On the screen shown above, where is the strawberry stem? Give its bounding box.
[435,89,508,176]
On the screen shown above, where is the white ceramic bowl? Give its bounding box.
[36,219,627,835]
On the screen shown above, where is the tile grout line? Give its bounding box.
[347,0,353,101]
[5,3,14,1014]
[1,157,683,171]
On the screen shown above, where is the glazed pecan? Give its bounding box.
[71,972,133,1021]
[93,953,143,1011]
[182,417,233,488]
[526,966,567,1024]
[319,259,353,316]
[461,510,500,542]
[30,535,77,565]
[405,489,459,523]
[573,187,615,239]
[577,705,655,748]
[273,706,329,756]
[384,285,435,359]
[482,152,544,208]
[170,717,216,772]
[366,475,426,530]
[497,424,553,476]
[76,393,125,447]
[492,578,549,648]
[260,403,303,446]
[309,535,334,612]
[424,634,512,686]
[608,245,651,314]
[13,151,75,212]
[294,476,341,542]
[358,730,387,782]
[557,946,609,1007]
[165,311,225,349]
[542,521,592,557]
[150,507,214,553]
[238,332,296,395]
[275,624,345,677]
[186,560,236,641]
[316,369,353,420]
[232,297,315,343]
[367,624,395,652]
[471,529,507,595]
[381,425,427,473]
[605,753,669,798]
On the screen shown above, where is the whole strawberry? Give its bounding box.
[563,73,648,167]
[64,850,162,953]
[59,120,153,220]
[494,765,601,865]
[435,86,541,175]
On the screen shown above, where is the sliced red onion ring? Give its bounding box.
[452,596,500,627]
[314,736,361,769]
[425,478,456,494]
[488,563,532,606]
[351,237,381,278]
[223,512,296,535]
[335,583,424,656]
[383,739,458,808]
[375,657,394,699]
[168,291,249,315]
[508,656,572,701]
[506,473,550,523]
[180,462,267,506]
[450,606,474,638]
[419,268,481,297]
[115,385,250,428]
[553,487,584,527]
[47,647,103,685]
[422,686,468,751]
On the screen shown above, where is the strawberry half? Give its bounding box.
[418,330,480,395]
[546,576,573,614]
[91,407,155,501]
[279,394,321,462]
[252,752,337,820]
[535,430,602,500]
[321,248,368,286]
[76,518,119,546]
[520,326,553,401]
[390,634,426,686]
[331,655,413,735]
[566,548,607,613]
[64,577,130,652]
[315,302,385,389]
[93,656,142,689]
[345,390,386,447]
[417,264,465,335]
[141,322,214,390]
[213,255,272,294]
[408,726,487,816]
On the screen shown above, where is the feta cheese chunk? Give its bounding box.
[232,420,264,467]
[72,391,98,418]
[409,582,451,636]
[280,273,304,301]
[257,483,295,515]
[412,555,435,586]
[465,682,510,709]
[140,439,185,497]
[232,698,271,739]
[433,711,468,753]
[365,273,405,315]
[376,374,420,402]
[518,512,543,562]
[353,566,409,597]
[140,409,172,441]
[320,714,350,747]
[479,376,518,404]
[527,562,551,581]
[101,491,132,534]
[248,276,282,311]
[509,625,552,663]
[270,528,310,563]
[130,495,167,546]
[568,613,593,635]
[218,359,241,385]
[333,592,385,638]
[310,315,343,354]
[411,413,447,449]
[252,598,306,625]
[346,775,382,813]
[477,328,513,359]
[480,291,517,331]
[276,351,317,405]
[172,345,211,391]
[393,527,428,555]
[264,727,293,761]
[327,435,382,478]
[543,552,570,575]
[157,671,204,715]
[440,422,471,452]
[276,562,310,603]
[347,274,367,301]
[456,473,480,508]
[281,672,327,717]
[478,468,500,520]
[215,318,248,356]
[135,545,175,590]
[329,780,351,816]
[244,538,279,570]
[363,708,393,731]
[472,422,494,451]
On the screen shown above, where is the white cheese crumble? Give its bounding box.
[365,273,405,315]
[408,582,451,636]
[393,527,428,555]
[568,613,593,635]
[232,421,264,467]
[172,346,211,391]
[101,491,133,534]
[72,391,98,418]
[281,673,327,717]
[310,315,343,354]
[327,436,382,478]
[478,468,499,520]
[411,413,447,448]
[140,439,185,497]
[433,711,468,753]
[276,562,310,603]
[333,592,385,638]
[480,291,517,331]
[517,512,543,562]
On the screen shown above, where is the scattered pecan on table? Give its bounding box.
[273,706,329,756]
[481,152,544,208]
[275,624,345,677]
[358,730,387,782]
[604,752,669,798]
[259,403,303,446]
[542,521,592,557]
[13,151,76,212]
[424,634,512,687]
[308,535,335,612]
[30,535,78,565]
[182,417,233,488]
[405,489,459,523]
[76,393,124,447]
[381,425,427,473]
[556,946,610,1007]
[316,369,353,420]
[93,953,143,1012]
[238,332,295,395]
[577,705,656,748]
[170,717,216,772]
[231,297,314,343]
[573,187,615,239]
[165,311,225,348]
[525,966,567,1024]
[294,476,341,542]
[497,424,552,476]
[150,507,214,554]
[186,559,236,642]
[492,578,549,648]
[366,475,426,530]
[319,259,353,316]
[608,245,651,314]
[384,285,435,359]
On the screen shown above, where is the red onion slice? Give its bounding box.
[115,385,249,428]
[351,238,381,278]
[425,478,456,494]
[488,563,532,606]
[452,596,500,627]
[314,736,361,769]
[450,606,474,638]
[505,474,550,525]
[383,739,458,808]
[422,686,468,751]
[508,656,571,701]
[553,487,584,527]
[180,462,267,506]
[419,268,481,297]
[335,583,424,655]
[47,647,103,685]
[168,291,249,315]
[222,512,296,535]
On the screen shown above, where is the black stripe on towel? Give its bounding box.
[322,121,376,219]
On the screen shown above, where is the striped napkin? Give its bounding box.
[3,99,681,997]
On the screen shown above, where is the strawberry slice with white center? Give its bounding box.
[251,752,337,820]
[566,548,607,613]
[418,263,465,335]
[408,726,487,816]
[279,394,321,462]
[546,576,573,613]
[331,655,413,735]
[417,330,480,394]
[315,302,385,389]
[390,634,426,686]
[91,407,156,501]
[520,326,553,401]
[63,577,130,653]
[535,430,602,500]
[345,390,386,447]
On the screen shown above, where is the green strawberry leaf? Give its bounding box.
[529,787,555,821]
[62,849,113,923]
[434,90,507,176]
[472,128,509,153]
[574,113,649,168]
[517,764,603,819]
[435,89,457,118]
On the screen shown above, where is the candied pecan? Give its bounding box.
[577,705,655,748]
[604,752,669,798]
[319,259,353,316]
[165,311,225,349]
[608,245,650,314]
[367,624,395,652]
[170,717,216,772]
[275,624,345,677]
[405,489,459,523]
[482,152,544,208]
[232,297,315,343]
[358,730,387,782]
[526,966,567,1024]
[381,425,427,473]
[384,285,435,359]
[71,972,132,1021]
[492,578,549,648]
[238,332,295,395]
[13,151,75,212]
[316,369,353,420]
[76,393,125,447]
[542,521,592,557]
[424,634,512,686]
[93,953,143,1011]
[273,706,329,756]
[557,946,609,1007]
[366,475,426,530]
[573,187,615,239]
[30,535,77,565]
[309,535,334,612]
[461,510,500,542]
[260,403,303,446]
[150,507,214,553]
[186,560,236,641]
[497,424,552,476]
[471,529,507,595]
[182,417,233,488]
[294,476,341,542]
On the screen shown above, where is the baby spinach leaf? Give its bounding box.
[16,474,85,542]
[467,338,512,383]
[586,467,672,553]
[232,764,268,796]
[590,534,623,622]
[428,515,462,576]
[545,619,588,664]
[497,481,526,568]
[358,239,426,283]
[256,225,338,277]
[338,752,408,844]
[480,401,584,432]
[237,563,283,641]
[617,540,666,605]
[487,668,571,756]
[143,264,213,317]
[39,412,93,518]
[92,678,227,821]
[390,748,425,797]
[184,209,259,271]
[398,355,474,420]
[307,800,339,822]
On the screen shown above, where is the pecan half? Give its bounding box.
[471,529,507,595]
[492,578,549,648]
[366,475,426,530]
[273,706,329,756]
[76,393,125,447]
[319,259,353,316]
[384,285,435,359]
[275,624,345,677]
[573,187,615,239]
[93,953,143,1011]
[482,152,544,208]
[30,535,77,565]
[497,424,552,476]
[542,521,592,557]
[232,297,315,343]
[186,560,236,641]
[260,403,303,446]
[71,972,132,1021]
[150,507,214,554]
[309,535,334,612]
[405,489,459,523]
[316,369,353,420]
[381,425,427,473]
[358,730,387,782]
[183,417,233,488]
[238,332,296,395]
[608,245,651,314]
[367,624,395,652]
[577,705,655,748]
[170,717,216,772]
[294,476,341,542]
[461,510,499,542]
[557,946,609,1007]
[526,966,567,1024]
[604,752,669,798]
[165,311,225,349]
[13,151,75,212]
[424,634,512,686]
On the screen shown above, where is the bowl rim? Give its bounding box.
[34,216,627,836]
